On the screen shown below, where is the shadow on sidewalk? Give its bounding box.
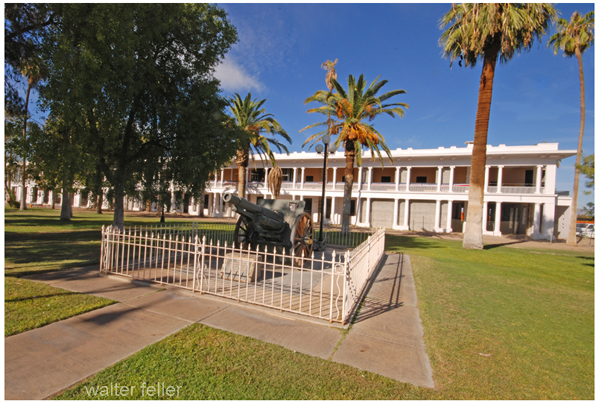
[352,254,404,324]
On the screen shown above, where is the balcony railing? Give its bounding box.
[208,179,549,196]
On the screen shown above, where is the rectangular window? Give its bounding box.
[416,176,427,183]
[350,200,356,216]
[250,168,265,182]
[306,175,314,182]
[525,170,534,187]
[281,168,294,182]
[381,176,392,183]
[325,198,332,219]
[304,198,312,213]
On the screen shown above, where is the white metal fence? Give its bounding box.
[100,224,385,324]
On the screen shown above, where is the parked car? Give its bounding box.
[576,223,594,238]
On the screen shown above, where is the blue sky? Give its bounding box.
[214,2,595,206]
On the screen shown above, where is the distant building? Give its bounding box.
[13,142,576,240]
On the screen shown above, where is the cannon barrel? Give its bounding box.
[223,192,285,230]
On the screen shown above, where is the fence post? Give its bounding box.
[199,235,206,294]
[100,225,105,273]
[343,250,350,323]
[192,235,199,293]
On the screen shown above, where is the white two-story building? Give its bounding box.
[201,142,575,240]
[15,142,576,241]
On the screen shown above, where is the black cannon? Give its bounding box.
[222,192,313,264]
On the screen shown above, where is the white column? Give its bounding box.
[497,165,504,194]
[494,202,502,235]
[301,167,305,189]
[219,193,223,216]
[367,167,373,191]
[403,199,410,229]
[446,200,453,232]
[358,167,363,190]
[332,167,337,190]
[366,197,372,227]
[437,166,443,192]
[330,197,336,224]
[213,171,218,187]
[406,167,412,192]
[264,167,269,190]
[395,167,401,191]
[533,203,542,236]
[293,167,297,189]
[171,191,176,211]
[393,198,399,228]
[434,199,441,231]
[449,166,455,193]
[484,165,490,193]
[220,169,224,187]
[536,165,543,194]
[212,193,216,216]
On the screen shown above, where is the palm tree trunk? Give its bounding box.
[566,47,586,246]
[236,148,249,199]
[342,140,355,234]
[20,84,33,210]
[463,40,500,249]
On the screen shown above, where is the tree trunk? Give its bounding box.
[51,190,56,209]
[236,148,249,199]
[566,47,586,246]
[96,192,103,214]
[60,174,72,221]
[463,39,500,250]
[146,199,151,212]
[20,84,33,211]
[112,183,125,231]
[342,140,356,234]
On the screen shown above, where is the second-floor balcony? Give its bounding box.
[210,179,548,195]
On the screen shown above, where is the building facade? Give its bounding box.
[13,142,575,240]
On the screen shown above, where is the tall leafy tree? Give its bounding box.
[41,4,239,229]
[548,11,594,245]
[302,74,408,234]
[5,3,56,116]
[440,3,556,249]
[227,93,291,199]
[18,56,46,210]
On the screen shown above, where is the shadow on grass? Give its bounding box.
[5,230,101,278]
[6,291,77,303]
[483,240,529,250]
[385,235,446,251]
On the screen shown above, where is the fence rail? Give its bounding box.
[100,223,385,324]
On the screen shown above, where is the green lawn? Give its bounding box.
[6,208,594,398]
[54,233,593,400]
[5,277,115,336]
[4,207,193,336]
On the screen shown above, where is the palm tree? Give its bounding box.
[302,74,408,234]
[19,57,46,210]
[227,93,291,199]
[548,11,594,246]
[440,3,556,249]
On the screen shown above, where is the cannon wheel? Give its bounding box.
[234,216,252,249]
[291,212,313,266]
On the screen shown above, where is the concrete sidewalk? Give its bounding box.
[7,254,433,399]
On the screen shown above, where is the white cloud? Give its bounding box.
[214,58,264,93]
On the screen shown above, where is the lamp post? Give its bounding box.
[315,135,338,250]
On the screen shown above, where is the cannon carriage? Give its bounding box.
[222,192,313,265]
